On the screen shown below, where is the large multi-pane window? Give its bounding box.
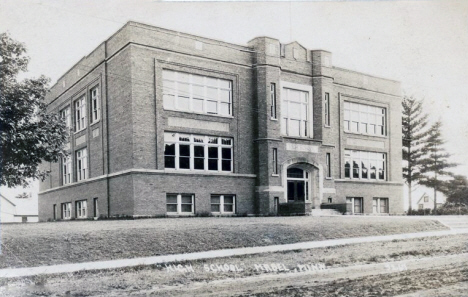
[281,87,310,137]
[90,87,100,123]
[76,148,88,181]
[343,101,385,136]
[74,96,87,132]
[62,156,72,185]
[373,198,389,214]
[162,70,232,116]
[76,200,87,218]
[166,194,194,214]
[61,202,71,219]
[60,107,71,130]
[344,150,386,181]
[164,133,233,172]
[211,195,235,214]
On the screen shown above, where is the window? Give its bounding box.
[281,87,310,137]
[74,96,87,132]
[53,204,57,220]
[211,195,235,214]
[76,148,88,181]
[90,87,100,123]
[344,101,385,136]
[327,197,332,203]
[324,93,330,126]
[61,202,71,219]
[270,83,277,119]
[164,133,233,172]
[346,197,363,214]
[373,198,389,214]
[166,194,194,214]
[272,148,278,175]
[60,107,71,130]
[424,196,429,202]
[287,168,309,201]
[162,70,232,116]
[93,198,98,218]
[419,204,424,210]
[326,153,331,178]
[344,150,386,181]
[76,200,87,218]
[62,156,72,185]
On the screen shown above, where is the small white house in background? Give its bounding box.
[0,193,39,223]
[417,192,446,210]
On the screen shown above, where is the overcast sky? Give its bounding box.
[1,0,467,198]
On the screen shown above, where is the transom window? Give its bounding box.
[373,198,389,214]
[76,200,87,218]
[90,87,100,123]
[164,133,233,172]
[166,194,194,214]
[344,150,386,181]
[62,156,72,185]
[211,195,235,214]
[162,70,232,116]
[344,101,386,136]
[74,96,87,132]
[76,148,88,181]
[281,87,310,137]
[61,202,71,219]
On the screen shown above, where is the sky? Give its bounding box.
[1,0,467,203]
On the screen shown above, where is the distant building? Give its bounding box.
[38,21,404,221]
[417,192,446,210]
[0,194,39,223]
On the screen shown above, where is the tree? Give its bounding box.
[402,96,430,212]
[0,33,67,188]
[442,175,468,205]
[419,121,457,214]
[15,192,30,199]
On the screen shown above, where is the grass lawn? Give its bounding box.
[0,216,446,268]
[1,234,466,296]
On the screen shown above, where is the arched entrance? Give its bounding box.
[280,159,323,214]
[287,167,309,202]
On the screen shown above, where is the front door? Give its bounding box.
[287,168,309,202]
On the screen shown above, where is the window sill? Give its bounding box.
[74,128,87,135]
[282,136,322,143]
[90,120,100,127]
[164,108,234,119]
[271,174,279,177]
[325,177,333,180]
[324,125,331,128]
[270,118,278,121]
[343,131,387,139]
[166,213,195,217]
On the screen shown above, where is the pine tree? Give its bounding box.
[419,121,457,214]
[402,96,430,213]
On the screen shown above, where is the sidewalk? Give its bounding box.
[1,227,467,278]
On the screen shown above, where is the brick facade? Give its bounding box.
[38,21,403,221]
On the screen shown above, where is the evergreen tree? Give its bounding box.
[402,96,430,213]
[443,175,468,205]
[419,121,457,214]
